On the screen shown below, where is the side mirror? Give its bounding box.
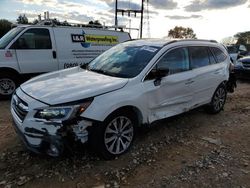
[153,68,169,86]
[155,68,169,79]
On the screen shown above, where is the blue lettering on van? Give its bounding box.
[71,31,91,48]
[81,30,91,48]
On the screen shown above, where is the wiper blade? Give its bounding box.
[89,68,119,77]
[90,68,105,74]
[80,63,89,70]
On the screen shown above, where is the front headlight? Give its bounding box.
[34,100,93,121]
[35,107,73,120]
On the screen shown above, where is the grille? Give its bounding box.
[12,94,29,122]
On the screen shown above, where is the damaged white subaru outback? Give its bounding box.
[11,39,231,159]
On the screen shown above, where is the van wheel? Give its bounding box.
[89,111,136,160]
[206,84,227,114]
[0,72,18,99]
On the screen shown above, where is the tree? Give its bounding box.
[234,31,250,45]
[88,20,102,28]
[0,19,12,38]
[32,19,39,25]
[168,26,197,39]
[17,14,28,24]
[61,20,71,26]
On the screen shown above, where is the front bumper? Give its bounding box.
[11,89,91,157]
[12,118,64,156]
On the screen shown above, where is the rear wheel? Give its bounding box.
[0,72,19,99]
[206,84,227,114]
[89,111,136,160]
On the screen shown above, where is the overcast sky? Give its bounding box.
[0,0,250,41]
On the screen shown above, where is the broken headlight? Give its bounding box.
[35,107,73,120]
[34,100,93,121]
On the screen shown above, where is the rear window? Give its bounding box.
[211,47,227,63]
[189,46,210,69]
[207,48,217,64]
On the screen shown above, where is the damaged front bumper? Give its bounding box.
[11,90,92,157]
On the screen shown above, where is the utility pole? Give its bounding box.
[115,0,118,30]
[140,0,144,39]
[115,0,145,38]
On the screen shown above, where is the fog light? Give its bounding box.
[47,144,60,157]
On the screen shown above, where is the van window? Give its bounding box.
[189,46,210,69]
[211,47,227,63]
[15,28,52,49]
[157,47,190,75]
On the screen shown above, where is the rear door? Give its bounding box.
[143,47,194,123]
[13,27,58,73]
[188,46,223,107]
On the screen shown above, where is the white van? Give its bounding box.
[0,25,131,98]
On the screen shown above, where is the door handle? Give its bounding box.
[52,51,57,59]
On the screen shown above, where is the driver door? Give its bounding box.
[142,47,194,123]
[11,28,58,74]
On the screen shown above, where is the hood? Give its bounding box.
[21,67,128,105]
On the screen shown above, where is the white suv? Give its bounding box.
[11,39,230,159]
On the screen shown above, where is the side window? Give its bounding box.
[14,28,52,49]
[189,46,210,69]
[207,48,217,64]
[211,47,227,63]
[157,47,190,75]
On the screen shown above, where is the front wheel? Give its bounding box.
[0,72,18,100]
[206,84,227,114]
[89,111,136,160]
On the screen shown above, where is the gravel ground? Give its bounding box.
[0,82,249,188]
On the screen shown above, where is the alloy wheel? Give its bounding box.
[104,116,134,155]
[213,87,226,111]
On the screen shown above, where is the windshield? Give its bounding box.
[0,27,24,49]
[227,45,239,54]
[84,42,160,78]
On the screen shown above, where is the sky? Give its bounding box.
[0,0,250,41]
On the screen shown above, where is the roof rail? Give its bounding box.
[178,39,218,43]
[163,40,177,46]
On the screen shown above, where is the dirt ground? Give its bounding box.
[0,82,250,188]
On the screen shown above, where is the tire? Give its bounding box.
[206,83,227,114]
[0,72,19,100]
[89,110,136,160]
